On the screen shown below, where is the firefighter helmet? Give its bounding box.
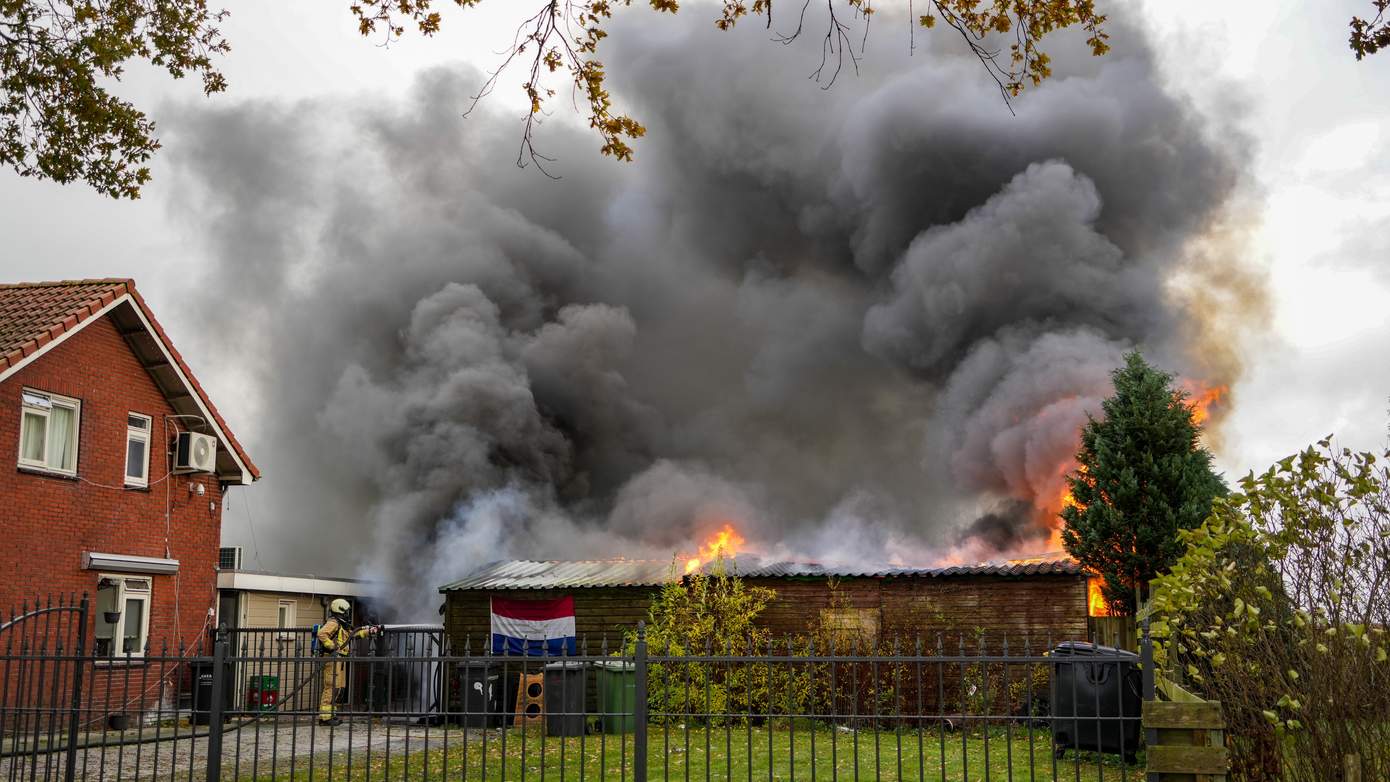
[329,599,351,618]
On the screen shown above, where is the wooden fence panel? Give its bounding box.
[1144,699,1228,781]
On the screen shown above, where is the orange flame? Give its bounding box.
[1087,577,1112,617]
[1058,463,1086,512]
[1022,378,1228,568]
[1180,380,1228,427]
[1043,462,1086,549]
[683,523,745,575]
[1044,483,1078,549]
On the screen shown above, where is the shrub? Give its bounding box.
[624,556,777,723]
[1006,662,1052,720]
[1149,439,1390,782]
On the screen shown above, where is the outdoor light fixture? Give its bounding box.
[82,552,179,574]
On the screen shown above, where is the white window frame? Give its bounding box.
[124,413,152,488]
[276,600,297,639]
[94,575,152,659]
[17,389,81,476]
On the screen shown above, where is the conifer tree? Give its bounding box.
[1060,352,1226,615]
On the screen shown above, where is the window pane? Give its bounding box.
[127,414,149,430]
[122,598,144,654]
[46,404,76,471]
[19,411,46,462]
[277,605,288,628]
[95,581,119,656]
[126,437,147,481]
[21,391,50,409]
[95,583,117,638]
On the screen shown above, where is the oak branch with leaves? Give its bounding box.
[0,0,228,198]
[1351,0,1390,58]
[3,1,1385,197]
[1,0,1113,196]
[350,0,1111,174]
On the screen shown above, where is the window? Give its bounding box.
[94,576,152,658]
[17,390,80,475]
[125,413,151,487]
[277,600,297,638]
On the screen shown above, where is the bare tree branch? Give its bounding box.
[348,1,1109,174]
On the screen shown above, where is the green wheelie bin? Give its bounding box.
[595,660,636,733]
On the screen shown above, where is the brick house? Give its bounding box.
[0,279,258,657]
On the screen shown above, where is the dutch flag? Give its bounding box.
[490,596,578,656]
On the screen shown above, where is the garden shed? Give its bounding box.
[439,557,1091,651]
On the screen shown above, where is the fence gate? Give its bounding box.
[0,594,87,782]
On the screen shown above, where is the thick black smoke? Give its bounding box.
[957,500,1047,554]
[170,11,1248,618]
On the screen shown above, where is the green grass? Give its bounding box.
[252,723,1145,781]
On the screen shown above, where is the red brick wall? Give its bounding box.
[0,314,224,652]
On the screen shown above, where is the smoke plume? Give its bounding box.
[169,11,1258,618]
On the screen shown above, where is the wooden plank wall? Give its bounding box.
[443,574,1089,650]
[1089,615,1140,651]
[881,575,1089,646]
[749,577,882,640]
[444,587,656,652]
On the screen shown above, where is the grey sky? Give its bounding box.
[1,1,1387,587]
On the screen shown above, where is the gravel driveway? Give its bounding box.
[1,718,475,780]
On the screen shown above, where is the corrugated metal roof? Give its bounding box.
[740,560,1082,579]
[738,562,895,578]
[439,557,1081,591]
[904,560,1083,577]
[439,560,680,591]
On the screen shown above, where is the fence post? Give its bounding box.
[633,621,648,782]
[1140,615,1158,782]
[1143,700,1228,781]
[1344,754,1362,782]
[205,625,229,782]
[62,594,89,782]
[1140,615,1155,703]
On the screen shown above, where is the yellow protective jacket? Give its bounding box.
[316,617,370,657]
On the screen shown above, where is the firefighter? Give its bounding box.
[316,599,378,726]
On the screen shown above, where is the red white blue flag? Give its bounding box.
[489,595,577,656]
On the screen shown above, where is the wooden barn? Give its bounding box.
[440,557,1096,651]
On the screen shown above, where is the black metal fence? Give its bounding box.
[0,596,1153,781]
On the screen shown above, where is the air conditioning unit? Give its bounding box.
[174,431,217,474]
[218,546,243,571]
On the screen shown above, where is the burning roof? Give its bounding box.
[438,556,1082,592]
